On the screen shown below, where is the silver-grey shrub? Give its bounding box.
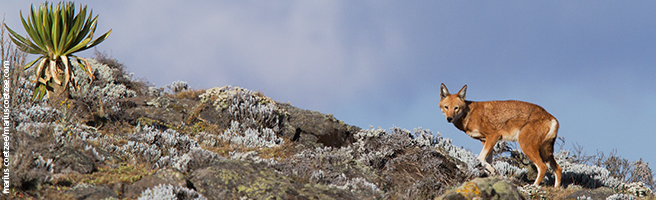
[606,193,636,200]
[492,160,529,179]
[70,59,136,116]
[403,127,524,178]
[53,123,102,146]
[217,121,283,148]
[431,130,484,177]
[229,151,277,165]
[10,70,59,127]
[85,145,106,162]
[131,125,200,151]
[148,86,165,97]
[556,151,654,196]
[166,80,188,94]
[109,125,224,172]
[16,122,54,138]
[33,155,54,182]
[629,159,654,189]
[138,184,207,200]
[198,86,283,148]
[277,145,381,197]
[14,100,59,124]
[199,86,279,129]
[72,59,137,99]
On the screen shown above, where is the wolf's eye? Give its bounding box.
[444,106,448,109]
[454,106,459,110]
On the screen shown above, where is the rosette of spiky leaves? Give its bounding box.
[4,1,111,100]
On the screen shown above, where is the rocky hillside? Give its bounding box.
[5,57,655,199]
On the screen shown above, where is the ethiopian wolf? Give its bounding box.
[438,83,562,187]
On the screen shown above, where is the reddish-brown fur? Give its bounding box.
[438,83,562,187]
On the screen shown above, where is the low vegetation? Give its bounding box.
[2,17,655,200]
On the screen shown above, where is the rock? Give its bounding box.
[54,147,97,175]
[436,177,524,200]
[278,103,359,147]
[119,96,193,128]
[380,147,468,199]
[66,183,118,200]
[188,159,356,199]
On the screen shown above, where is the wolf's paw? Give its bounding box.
[483,163,496,175]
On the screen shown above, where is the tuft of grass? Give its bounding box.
[257,138,299,161]
[56,163,156,187]
[200,142,243,157]
[98,121,135,138]
[137,117,174,131]
[45,186,75,200]
[171,89,206,101]
[186,121,221,136]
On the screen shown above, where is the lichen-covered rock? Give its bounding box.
[436,177,524,200]
[188,159,357,199]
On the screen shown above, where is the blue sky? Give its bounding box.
[3,1,656,169]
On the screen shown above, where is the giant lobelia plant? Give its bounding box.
[4,1,111,100]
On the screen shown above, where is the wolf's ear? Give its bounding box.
[440,83,450,99]
[457,85,467,100]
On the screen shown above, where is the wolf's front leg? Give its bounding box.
[478,153,496,174]
[478,138,499,174]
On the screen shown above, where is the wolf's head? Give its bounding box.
[438,83,467,123]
